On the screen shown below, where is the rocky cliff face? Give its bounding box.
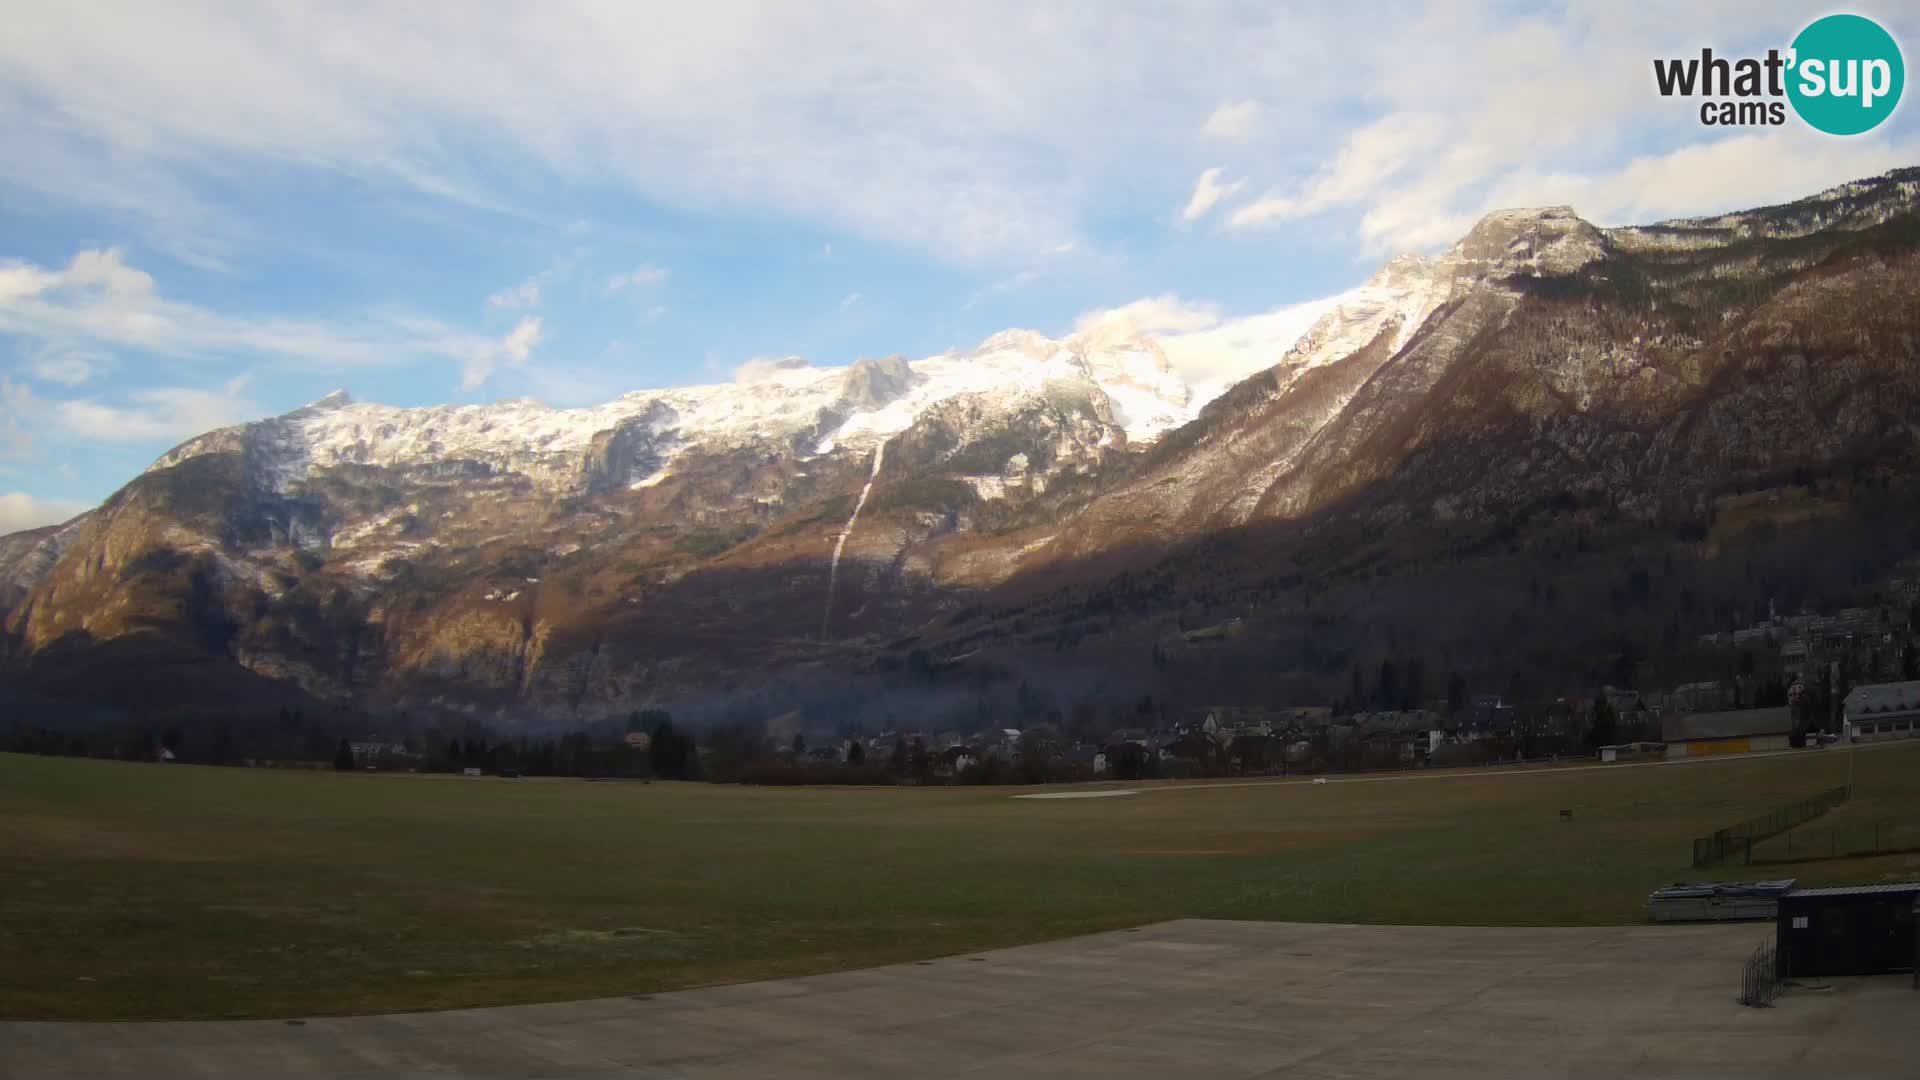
[6,168,1919,724]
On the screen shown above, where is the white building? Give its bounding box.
[1843,681,1920,744]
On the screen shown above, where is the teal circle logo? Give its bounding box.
[1787,14,1904,135]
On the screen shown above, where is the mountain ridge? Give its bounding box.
[5,166,1918,728]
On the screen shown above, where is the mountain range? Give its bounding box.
[5,168,1919,732]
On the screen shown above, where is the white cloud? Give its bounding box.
[1179,167,1244,225]
[1157,294,1343,399]
[606,264,669,293]
[0,247,152,304]
[0,4,1908,280]
[487,277,543,309]
[0,4,1405,264]
[1230,111,1447,231]
[0,376,37,459]
[1197,5,1920,252]
[1072,295,1222,343]
[0,491,89,534]
[1475,133,1919,232]
[733,356,811,383]
[963,268,1041,311]
[55,375,258,443]
[1201,100,1259,139]
[519,341,649,407]
[0,249,543,388]
[462,315,543,390]
[26,348,109,386]
[501,316,542,362]
[1062,288,1356,404]
[839,291,861,309]
[0,111,247,270]
[1226,193,1296,230]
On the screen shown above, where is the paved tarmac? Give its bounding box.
[3,920,1915,1078]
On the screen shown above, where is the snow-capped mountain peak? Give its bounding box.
[148,303,1355,492]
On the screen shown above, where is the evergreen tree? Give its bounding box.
[650,718,691,780]
[1587,698,1618,750]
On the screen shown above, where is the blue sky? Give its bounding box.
[1,1,1915,531]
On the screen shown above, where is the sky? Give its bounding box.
[1,1,1916,532]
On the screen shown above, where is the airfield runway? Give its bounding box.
[3,919,1914,1078]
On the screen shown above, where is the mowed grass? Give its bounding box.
[3,744,1917,1020]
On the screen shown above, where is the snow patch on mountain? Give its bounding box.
[1267,253,1453,386]
[144,293,1364,493]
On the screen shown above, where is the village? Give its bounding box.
[728,580,1920,784]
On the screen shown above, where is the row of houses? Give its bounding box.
[1653,681,1920,756]
[752,676,1920,779]
[1700,598,1917,680]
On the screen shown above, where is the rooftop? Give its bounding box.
[1784,883,1920,899]
[1844,681,1920,715]
[1660,706,1792,743]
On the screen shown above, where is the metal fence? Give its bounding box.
[1690,785,1851,867]
[1739,941,1781,1007]
[1750,819,1920,864]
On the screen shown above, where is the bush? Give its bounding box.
[738,761,896,786]
[955,754,1010,785]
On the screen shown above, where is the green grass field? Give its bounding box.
[4,744,1918,1020]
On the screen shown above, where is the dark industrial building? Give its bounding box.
[1775,883,1920,979]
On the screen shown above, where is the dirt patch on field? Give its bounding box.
[1117,824,1388,858]
[0,814,219,862]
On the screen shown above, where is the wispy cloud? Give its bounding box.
[25,347,109,386]
[733,355,811,383]
[1179,167,1244,226]
[839,291,861,310]
[1201,100,1259,139]
[0,4,1379,265]
[605,264,669,293]
[1,4,1912,269]
[1072,294,1222,342]
[0,377,37,459]
[462,316,543,390]
[0,490,89,533]
[963,268,1040,311]
[1216,8,1920,252]
[54,375,258,442]
[486,277,543,309]
[1229,111,1446,232]
[0,249,544,388]
[1064,290,1351,403]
